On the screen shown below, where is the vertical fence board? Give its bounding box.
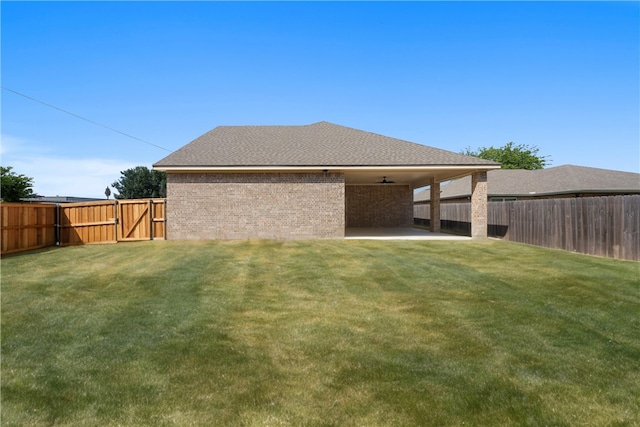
[566,199,575,253]
[604,197,613,258]
[623,195,640,261]
[575,199,585,255]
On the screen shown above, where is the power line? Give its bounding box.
[2,86,172,152]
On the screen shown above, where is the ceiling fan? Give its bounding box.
[379,176,395,184]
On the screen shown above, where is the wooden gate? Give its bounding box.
[59,199,165,246]
[1,199,166,254]
[117,199,166,241]
[59,201,118,245]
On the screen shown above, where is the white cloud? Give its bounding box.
[0,134,41,156]
[10,155,141,198]
[2,134,153,198]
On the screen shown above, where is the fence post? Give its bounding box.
[149,199,153,240]
[55,203,61,246]
[113,200,118,241]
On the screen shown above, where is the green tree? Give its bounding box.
[111,166,166,199]
[1,166,35,202]
[462,142,550,170]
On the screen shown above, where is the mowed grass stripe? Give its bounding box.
[1,240,639,426]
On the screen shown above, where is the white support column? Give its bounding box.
[429,178,441,233]
[471,171,488,239]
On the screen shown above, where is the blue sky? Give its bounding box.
[2,1,638,198]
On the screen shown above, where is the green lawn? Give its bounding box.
[2,240,639,426]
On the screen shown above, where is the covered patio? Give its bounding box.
[342,166,496,239]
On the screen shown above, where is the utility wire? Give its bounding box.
[2,86,172,152]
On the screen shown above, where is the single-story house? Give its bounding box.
[414,164,640,204]
[153,121,500,240]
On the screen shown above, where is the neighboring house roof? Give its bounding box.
[414,165,640,202]
[154,121,498,168]
[20,196,105,204]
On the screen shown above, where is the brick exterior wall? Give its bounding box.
[345,185,413,227]
[429,180,441,232]
[471,171,488,239]
[166,172,345,240]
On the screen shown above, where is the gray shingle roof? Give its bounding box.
[415,165,640,201]
[154,121,499,168]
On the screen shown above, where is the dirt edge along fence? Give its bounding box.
[415,195,640,261]
[1,199,166,255]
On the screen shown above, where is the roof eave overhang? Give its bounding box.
[153,165,501,189]
[153,165,500,173]
[507,189,640,197]
[421,189,640,202]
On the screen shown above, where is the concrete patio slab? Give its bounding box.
[344,227,471,240]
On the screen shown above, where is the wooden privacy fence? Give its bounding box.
[1,199,166,255]
[415,195,640,261]
[0,203,57,254]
